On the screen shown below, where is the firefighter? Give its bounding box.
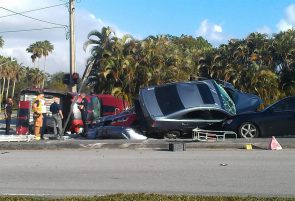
[32,91,44,140]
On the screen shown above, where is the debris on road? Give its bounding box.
[0,134,35,142]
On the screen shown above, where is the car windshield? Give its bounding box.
[262,97,295,112]
[215,82,236,115]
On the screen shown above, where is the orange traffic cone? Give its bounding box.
[268,136,282,150]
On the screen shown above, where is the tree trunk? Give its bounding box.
[44,56,47,72]
[5,78,10,99]
[0,78,2,100]
[43,56,46,88]
[1,77,6,101]
[11,80,16,99]
[0,79,2,112]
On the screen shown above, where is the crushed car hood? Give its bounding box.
[234,92,262,114]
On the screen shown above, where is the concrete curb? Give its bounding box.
[0,138,295,150]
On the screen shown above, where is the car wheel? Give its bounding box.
[164,130,181,139]
[238,122,259,139]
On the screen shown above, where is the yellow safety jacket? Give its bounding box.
[32,98,43,114]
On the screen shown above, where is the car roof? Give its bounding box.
[139,79,224,117]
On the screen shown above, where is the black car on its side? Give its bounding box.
[222,96,295,139]
[136,79,262,138]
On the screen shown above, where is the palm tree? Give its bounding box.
[11,64,24,98]
[2,59,18,100]
[83,26,115,57]
[27,68,45,87]
[84,26,116,93]
[41,40,54,72]
[26,42,43,69]
[0,56,6,107]
[35,41,43,69]
[272,29,295,91]
[1,58,10,101]
[31,54,37,68]
[5,64,12,100]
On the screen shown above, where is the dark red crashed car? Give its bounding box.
[96,107,138,128]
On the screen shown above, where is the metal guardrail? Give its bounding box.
[192,128,237,142]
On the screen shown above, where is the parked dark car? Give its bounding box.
[222,96,295,138]
[136,79,262,138]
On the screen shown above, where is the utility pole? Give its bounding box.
[69,0,77,92]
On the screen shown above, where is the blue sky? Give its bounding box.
[0,0,295,74]
[78,0,295,41]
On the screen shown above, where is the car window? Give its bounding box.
[273,98,295,112]
[181,110,229,120]
[196,83,215,104]
[177,83,204,108]
[155,84,184,115]
[91,97,102,118]
[103,105,117,113]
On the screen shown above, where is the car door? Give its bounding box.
[180,109,229,134]
[181,110,210,133]
[265,98,295,136]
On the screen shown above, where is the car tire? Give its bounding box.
[164,130,181,139]
[238,122,259,139]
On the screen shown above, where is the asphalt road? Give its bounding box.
[0,149,294,197]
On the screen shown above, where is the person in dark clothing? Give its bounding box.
[50,97,64,139]
[4,97,13,135]
[78,93,88,136]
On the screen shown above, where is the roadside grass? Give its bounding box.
[0,194,294,201]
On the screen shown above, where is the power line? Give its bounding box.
[0,7,67,28]
[0,3,67,19]
[0,26,67,34]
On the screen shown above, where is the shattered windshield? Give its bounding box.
[215,83,236,115]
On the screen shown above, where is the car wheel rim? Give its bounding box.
[240,123,257,138]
